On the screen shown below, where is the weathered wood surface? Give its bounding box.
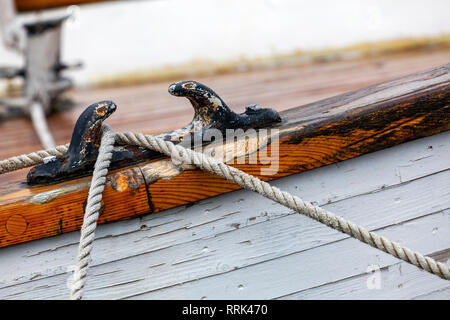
[0,63,449,248]
[0,131,448,299]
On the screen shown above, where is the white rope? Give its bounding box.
[29,101,56,149]
[70,124,115,300]
[0,126,448,301]
[0,144,68,174]
[116,131,450,282]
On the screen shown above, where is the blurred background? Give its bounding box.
[0,0,449,157]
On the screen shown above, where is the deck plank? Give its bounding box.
[277,253,450,300]
[0,49,449,159]
[120,212,449,300]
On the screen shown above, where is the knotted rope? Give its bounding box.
[0,125,448,300]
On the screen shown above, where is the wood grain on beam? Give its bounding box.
[15,0,112,11]
[0,64,448,248]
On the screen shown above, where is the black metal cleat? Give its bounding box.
[168,80,281,132]
[27,81,281,185]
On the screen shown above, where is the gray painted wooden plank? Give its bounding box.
[120,211,449,300]
[1,173,449,299]
[1,209,448,300]
[1,166,448,288]
[277,257,450,300]
[413,287,450,300]
[0,131,449,299]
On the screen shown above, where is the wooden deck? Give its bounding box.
[0,49,448,299]
[1,48,450,160]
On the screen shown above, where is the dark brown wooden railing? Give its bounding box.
[15,0,113,11]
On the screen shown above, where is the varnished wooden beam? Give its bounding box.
[15,0,113,12]
[0,64,448,248]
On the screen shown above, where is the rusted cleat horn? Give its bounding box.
[28,100,161,185]
[27,101,118,184]
[27,81,281,185]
